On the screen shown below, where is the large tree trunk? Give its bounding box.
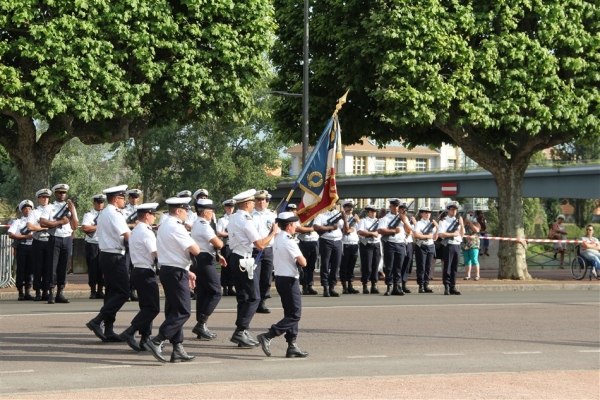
[493,165,531,280]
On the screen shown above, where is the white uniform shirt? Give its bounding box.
[414,218,437,246]
[157,213,169,226]
[81,209,101,244]
[216,213,231,245]
[406,219,414,244]
[298,220,319,242]
[41,201,76,237]
[314,211,344,241]
[185,211,197,226]
[97,204,129,252]
[123,203,137,219]
[378,212,405,243]
[229,210,261,256]
[342,214,359,245]
[191,217,217,254]
[252,208,277,248]
[129,222,157,266]
[438,216,462,245]
[28,206,50,241]
[357,216,380,244]
[273,232,303,278]
[8,216,32,246]
[157,215,196,269]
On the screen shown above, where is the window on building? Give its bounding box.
[394,158,407,172]
[416,158,428,172]
[375,157,385,172]
[447,159,456,170]
[353,156,366,174]
[374,198,385,209]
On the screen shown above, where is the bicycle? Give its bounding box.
[570,245,600,280]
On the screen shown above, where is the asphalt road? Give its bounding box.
[1,290,599,398]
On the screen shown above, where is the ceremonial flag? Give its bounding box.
[295,116,342,224]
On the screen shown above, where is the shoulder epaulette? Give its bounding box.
[245,215,253,220]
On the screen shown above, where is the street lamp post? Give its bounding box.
[302,0,309,169]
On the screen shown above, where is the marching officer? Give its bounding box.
[143,196,200,363]
[294,205,320,295]
[257,212,308,358]
[27,189,52,301]
[400,206,416,294]
[378,199,412,296]
[81,194,106,299]
[314,208,349,297]
[217,199,236,296]
[8,200,35,300]
[251,190,277,313]
[118,202,160,353]
[228,189,279,348]
[190,199,227,340]
[413,206,437,293]
[40,183,78,304]
[357,204,381,294]
[438,201,464,295]
[185,188,209,231]
[157,190,191,226]
[86,185,130,342]
[123,189,142,301]
[340,201,360,294]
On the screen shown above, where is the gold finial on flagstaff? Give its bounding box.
[333,90,349,116]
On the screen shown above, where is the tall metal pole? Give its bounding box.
[302,0,309,168]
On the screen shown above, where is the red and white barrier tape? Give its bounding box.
[484,236,584,244]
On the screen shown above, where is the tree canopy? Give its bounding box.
[0,0,274,196]
[272,0,600,279]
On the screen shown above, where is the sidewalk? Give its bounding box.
[1,267,598,300]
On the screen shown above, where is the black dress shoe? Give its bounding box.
[104,332,124,342]
[370,285,380,294]
[329,286,340,297]
[143,335,167,363]
[86,320,106,342]
[347,284,359,294]
[306,286,318,295]
[228,287,237,296]
[119,326,142,352]
[230,330,258,348]
[322,286,330,298]
[286,342,308,358]
[95,291,105,299]
[391,284,404,296]
[55,291,70,303]
[449,287,461,295]
[89,291,97,299]
[384,285,392,296]
[192,322,217,340]
[41,291,49,301]
[257,300,271,314]
[418,285,425,293]
[444,285,450,295]
[170,343,195,363]
[129,290,139,302]
[257,333,272,357]
[402,284,411,294]
[424,285,434,293]
[362,284,369,294]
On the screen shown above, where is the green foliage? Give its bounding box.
[129,120,284,203]
[485,199,499,236]
[272,0,599,151]
[0,145,19,207]
[523,198,547,238]
[1,0,275,123]
[50,138,138,217]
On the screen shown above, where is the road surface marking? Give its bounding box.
[502,351,542,355]
[88,365,132,369]
[578,350,600,353]
[263,358,307,362]
[0,370,34,374]
[174,361,222,365]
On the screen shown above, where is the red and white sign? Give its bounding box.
[441,182,457,196]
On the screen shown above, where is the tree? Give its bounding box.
[0,0,274,198]
[272,0,600,279]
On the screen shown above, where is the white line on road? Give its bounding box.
[263,358,307,362]
[578,350,600,353]
[88,365,132,369]
[347,355,389,359]
[173,361,222,365]
[502,351,542,355]
[0,370,34,374]
[425,353,465,357]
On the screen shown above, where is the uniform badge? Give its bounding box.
[245,215,253,220]
[267,221,272,230]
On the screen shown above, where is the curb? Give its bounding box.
[1,284,597,301]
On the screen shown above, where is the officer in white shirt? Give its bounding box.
[8,200,35,300]
[357,204,381,294]
[413,206,438,293]
[217,199,236,296]
[81,194,105,299]
[143,197,200,364]
[257,212,308,358]
[86,185,130,343]
[438,201,464,295]
[123,189,142,301]
[184,188,209,231]
[378,199,412,296]
[27,188,52,301]
[314,208,349,297]
[118,203,160,354]
[157,190,191,226]
[251,190,277,313]
[39,183,78,304]
[400,206,416,294]
[228,189,279,348]
[340,200,360,294]
[190,199,227,341]
[294,205,320,295]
